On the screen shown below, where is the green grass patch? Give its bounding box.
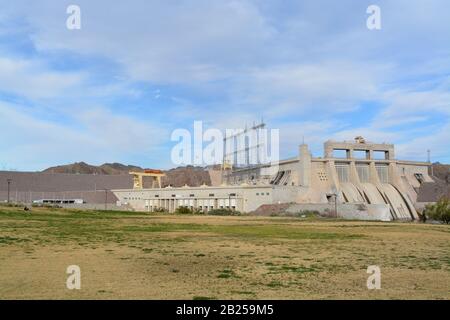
[0,236,31,244]
[217,269,238,279]
[266,281,285,288]
[0,207,365,245]
[280,265,317,273]
[194,253,206,257]
[193,296,217,300]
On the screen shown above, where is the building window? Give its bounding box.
[373,151,388,160]
[256,193,259,196]
[414,173,425,184]
[209,194,214,197]
[376,165,389,183]
[189,194,195,197]
[333,149,348,158]
[353,150,367,159]
[356,164,370,183]
[336,164,350,183]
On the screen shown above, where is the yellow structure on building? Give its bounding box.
[130,170,165,189]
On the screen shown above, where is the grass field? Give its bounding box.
[0,206,449,299]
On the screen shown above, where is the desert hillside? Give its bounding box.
[431,163,450,183]
[43,162,143,175]
[42,162,212,187]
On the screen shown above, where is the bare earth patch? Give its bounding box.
[0,207,449,299]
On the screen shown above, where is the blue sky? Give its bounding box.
[0,0,449,171]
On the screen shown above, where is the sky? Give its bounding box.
[0,0,449,171]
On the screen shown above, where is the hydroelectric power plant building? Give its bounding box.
[112,137,433,221]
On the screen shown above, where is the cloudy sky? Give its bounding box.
[0,0,449,171]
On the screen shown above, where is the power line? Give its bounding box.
[6,179,12,203]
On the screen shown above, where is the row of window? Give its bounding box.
[336,164,389,183]
[335,164,425,185]
[124,193,241,201]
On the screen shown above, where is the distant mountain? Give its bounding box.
[417,163,450,202]
[162,165,211,187]
[431,163,450,183]
[42,163,213,187]
[43,162,144,175]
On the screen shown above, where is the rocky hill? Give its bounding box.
[431,163,450,183]
[161,166,211,187]
[42,162,212,187]
[43,162,143,175]
[417,163,450,202]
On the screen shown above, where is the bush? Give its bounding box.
[292,210,320,218]
[174,206,203,215]
[207,209,240,216]
[423,198,450,224]
[175,206,192,214]
[0,202,23,208]
[31,203,62,209]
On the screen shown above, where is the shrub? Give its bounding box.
[207,209,240,216]
[423,198,450,224]
[31,203,62,209]
[174,206,203,215]
[292,210,320,217]
[175,206,193,214]
[0,202,23,208]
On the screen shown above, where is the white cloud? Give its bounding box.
[0,0,449,167]
[381,89,450,118]
[396,122,450,162]
[0,57,84,99]
[0,101,167,170]
[12,0,275,84]
[228,62,382,116]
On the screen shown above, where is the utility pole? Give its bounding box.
[104,189,108,211]
[334,193,338,218]
[7,179,12,203]
[428,149,434,177]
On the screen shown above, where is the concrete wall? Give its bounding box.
[113,185,274,213]
[0,171,131,204]
[286,203,392,221]
[58,204,132,211]
[0,190,118,204]
[271,186,302,204]
[204,141,432,221]
[0,171,132,193]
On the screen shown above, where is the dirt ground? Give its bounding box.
[0,207,449,299]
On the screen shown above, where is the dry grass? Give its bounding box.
[0,206,449,300]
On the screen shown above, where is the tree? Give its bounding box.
[423,197,450,224]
